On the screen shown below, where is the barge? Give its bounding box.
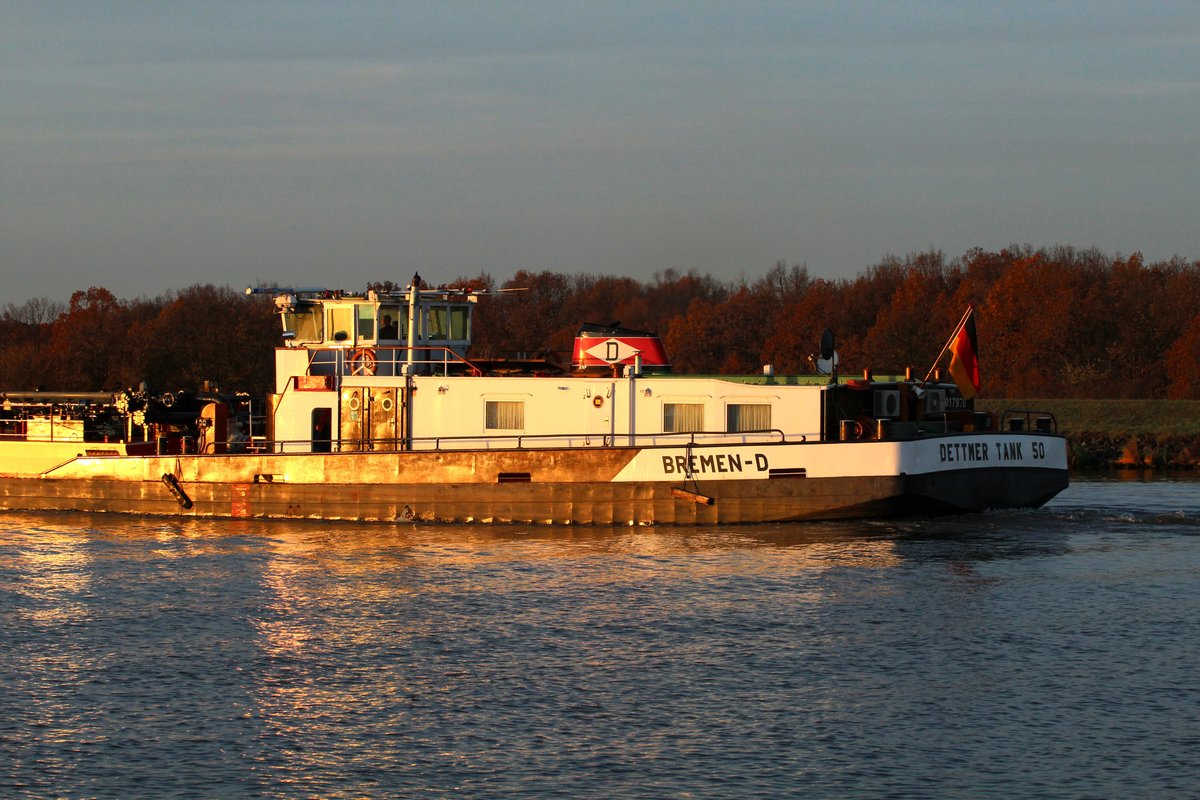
[0,279,1068,524]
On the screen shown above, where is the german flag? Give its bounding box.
[949,306,980,399]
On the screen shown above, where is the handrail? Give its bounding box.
[218,428,799,454]
[16,418,1068,458]
[999,409,1058,434]
[269,374,299,444]
[305,344,481,378]
[424,428,792,450]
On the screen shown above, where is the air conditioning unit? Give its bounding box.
[924,390,947,415]
[873,389,900,418]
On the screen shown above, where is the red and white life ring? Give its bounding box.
[348,347,377,376]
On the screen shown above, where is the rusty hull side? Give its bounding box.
[0,447,910,524]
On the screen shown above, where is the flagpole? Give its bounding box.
[923,305,973,382]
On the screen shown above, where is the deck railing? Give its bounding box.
[999,409,1059,433]
[203,429,796,455]
[306,345,479,378]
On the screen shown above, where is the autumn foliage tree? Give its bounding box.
[3,246,1200,400]
[47,288,130,390]
[137,286,278,397]
[1166,314,1200,399]
[1,286,276,396]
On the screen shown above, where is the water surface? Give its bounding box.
[2,475,1198,798]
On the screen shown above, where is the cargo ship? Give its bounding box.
[0,279,1068,524]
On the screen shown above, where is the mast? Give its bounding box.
[405,273,421,374]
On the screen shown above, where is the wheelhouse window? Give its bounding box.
[328,307,353,343]
[726,403,772,432]
[485,400,525,431]
[449,306,470,340]
[356,305,375,342]
[427,306,449,340]
[282,307,323,342]
[663,403,704,433]
[378,304,403,340]
[423,303,470,342]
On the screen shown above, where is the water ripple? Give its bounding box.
[2,476,1199,798]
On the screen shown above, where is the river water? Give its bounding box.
[2,475,1198,799]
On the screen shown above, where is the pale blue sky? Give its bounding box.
[3,1,1198,303]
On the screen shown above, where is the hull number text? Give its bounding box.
[662,453,769,475]
[939,440,1048,463]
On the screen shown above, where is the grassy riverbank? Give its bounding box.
[976,399,1200,469]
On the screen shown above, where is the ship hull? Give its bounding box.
[0,434,1069,525]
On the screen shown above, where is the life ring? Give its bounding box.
[348,347,377,376]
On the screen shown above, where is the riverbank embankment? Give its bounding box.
[977,399,1200,470]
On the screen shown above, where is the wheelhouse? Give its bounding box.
[256,281,478,378]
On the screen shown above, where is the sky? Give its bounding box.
[3,1,1199,305]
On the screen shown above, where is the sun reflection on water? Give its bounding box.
[4,480,1200,797]
[0,511,941,797]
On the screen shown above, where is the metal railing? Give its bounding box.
[193,428,799,455]
[306,345,480,378]
[999,409,1059,433]
[415,428,795,451]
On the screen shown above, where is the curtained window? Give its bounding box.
[726,403,771,432]
[663,403,704,433]
[485,400,525,430]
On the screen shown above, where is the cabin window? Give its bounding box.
[378,305,403,340]
[663,403,704,433]
[356,305,375,342]
[449,306,470,340]
[727,403,772,432]
[282,307,323,342]
[427,306,449,340]
[485,400,525,431]
[328,307,353,343]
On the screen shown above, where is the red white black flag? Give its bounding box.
[948,306,980,399]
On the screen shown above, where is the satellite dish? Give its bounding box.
[819,329,835,360]
[816,329,838,377]
[816,350,840,376]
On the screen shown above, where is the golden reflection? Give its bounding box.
[1,516,107,752]
[0,524,95,627]
[239,517,901,778]
[3,509,908,785]
[248,527,425,783]
[427,522,906,570]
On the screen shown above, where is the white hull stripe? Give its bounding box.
[610,434,1067,482]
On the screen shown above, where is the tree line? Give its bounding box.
[3,245,1200,400]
